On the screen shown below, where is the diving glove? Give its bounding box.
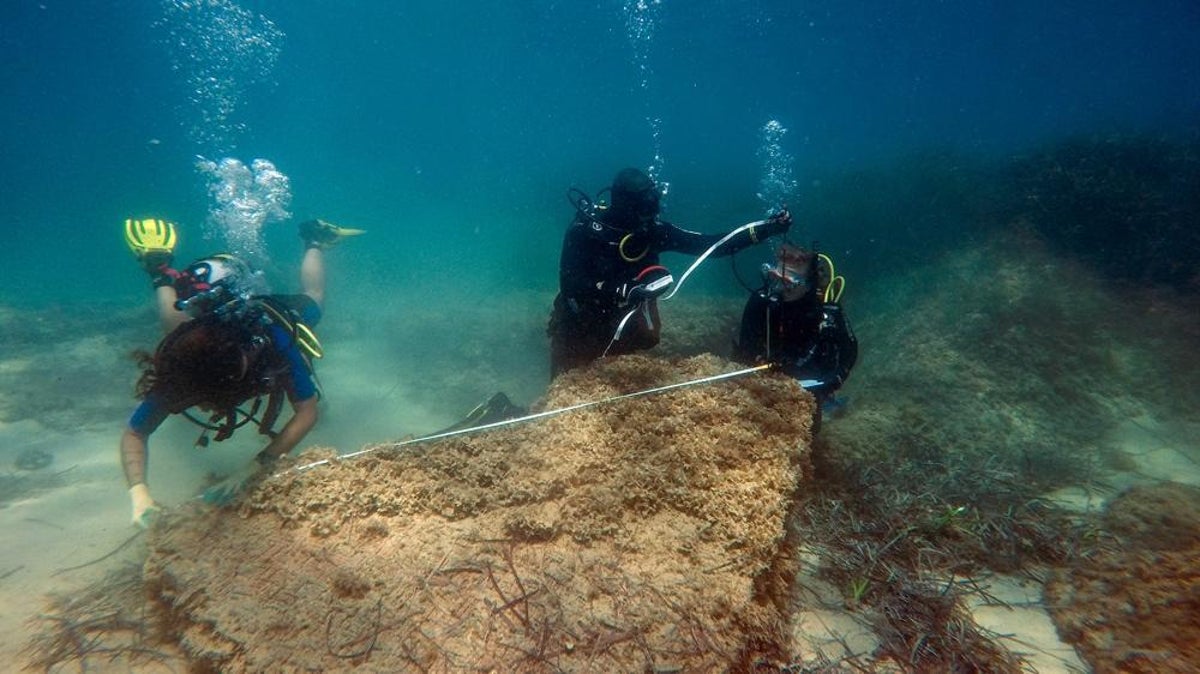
[299,219,366,250]
[125,218,178,287]
[760,209,793,239]
[129,483,161,529]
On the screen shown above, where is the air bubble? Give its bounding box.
[196,157,292,265]
[757,119,797,216]
[158,0,284,153]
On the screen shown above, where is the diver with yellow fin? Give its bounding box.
[119,217,363,528]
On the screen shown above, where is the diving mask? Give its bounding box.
[173,255,265,318]
[762,244,815,302]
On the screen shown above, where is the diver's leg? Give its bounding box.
[551,325,610,377]
[549,296,603,378]
[297,218,366,310]
[300,246,326,310]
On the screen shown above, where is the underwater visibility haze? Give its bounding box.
[1,0,1197,303]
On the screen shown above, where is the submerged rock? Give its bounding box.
[1046,482,1200,673]
[143,354,815,672]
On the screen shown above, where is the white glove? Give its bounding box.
[129,483,161,529]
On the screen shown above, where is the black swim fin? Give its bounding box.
[434,392,526,435]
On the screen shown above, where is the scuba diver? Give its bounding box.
[548,167,792,377]
[732,242,857,415]
[119,217,364,528]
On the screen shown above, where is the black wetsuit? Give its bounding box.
[548,211,765,377]
[733,285,858,400]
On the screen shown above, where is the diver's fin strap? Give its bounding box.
[259,298,324,360]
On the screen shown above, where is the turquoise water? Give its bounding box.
[1,1,1197,307]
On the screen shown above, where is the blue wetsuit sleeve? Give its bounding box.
[299,301,322,327]
[269,324,318,401]
[128,396,170,436]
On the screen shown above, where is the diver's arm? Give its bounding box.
[661,211,791,257]
[120,427,150,488]
[122,398,169,488]
[121,427,161,527]
[257,396,318,462]
[155,285,189,333]
[659,223,726,256]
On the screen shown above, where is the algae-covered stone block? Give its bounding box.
[144,354,814,672]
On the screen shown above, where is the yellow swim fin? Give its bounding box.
[299,219,366,250]
[124,218,178,261]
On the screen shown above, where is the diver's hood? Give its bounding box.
[608,167,661,227]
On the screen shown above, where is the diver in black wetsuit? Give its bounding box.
[732,243,857,410]
[548,167,792,377]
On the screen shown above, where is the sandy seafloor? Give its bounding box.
[1,233,1198,672]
